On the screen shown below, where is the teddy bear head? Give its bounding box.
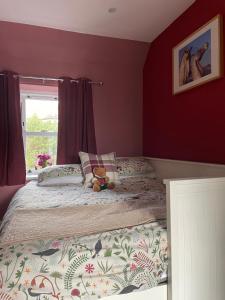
[92,167,107,178]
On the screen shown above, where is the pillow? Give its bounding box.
[37,164,83,186]
[79,151,119,187]
[116,157,156,178]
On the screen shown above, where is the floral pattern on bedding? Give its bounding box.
[0,222,167,300]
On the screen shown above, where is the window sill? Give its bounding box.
[26,174,38,181]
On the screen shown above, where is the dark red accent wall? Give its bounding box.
[143,0,225,164]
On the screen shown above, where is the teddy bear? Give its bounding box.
[92,167,115,192]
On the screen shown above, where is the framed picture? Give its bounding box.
[173,15,223,95]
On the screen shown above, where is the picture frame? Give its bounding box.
[173,14,223,95]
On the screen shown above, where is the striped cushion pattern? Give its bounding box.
[79,152,119,187]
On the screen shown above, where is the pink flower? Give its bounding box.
[37,154,51,160]
[39,282,45,288]
[130,263,137,271]
[85,263,95,274]
[71,288,80,297]
[31,278,36,287]
[36,153,51,168]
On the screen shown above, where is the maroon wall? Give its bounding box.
[0,21,149,157]
[0,21,149,215]
[143,0,225,164]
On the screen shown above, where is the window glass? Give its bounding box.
[21,94,58,173]
[25,135,57,171]
[25,99,58,132]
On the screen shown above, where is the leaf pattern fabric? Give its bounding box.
[0,221,167,300]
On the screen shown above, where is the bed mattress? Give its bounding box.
[3,175,166,210]
[0,175,168,300]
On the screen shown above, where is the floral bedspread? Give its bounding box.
[0,176,167,299]
[0,222,167,300]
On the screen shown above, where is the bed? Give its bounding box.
[0,169,168,300]
[1,156,225,300]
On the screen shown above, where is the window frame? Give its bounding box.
[20,92,58,172]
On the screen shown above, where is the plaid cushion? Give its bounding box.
[79,152,119,187]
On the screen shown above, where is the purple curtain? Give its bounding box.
[0,71,26,185]
[57,78,97,164]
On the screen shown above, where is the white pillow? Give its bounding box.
[38,175,83,186]
[37,164,83,186]
[116,157,156,178]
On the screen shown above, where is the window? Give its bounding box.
[21,92,58,173]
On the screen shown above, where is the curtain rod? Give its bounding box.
[0,74,103,86]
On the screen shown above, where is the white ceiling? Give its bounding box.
[0,0,195,42]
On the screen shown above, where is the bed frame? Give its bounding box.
[104,157,225,300]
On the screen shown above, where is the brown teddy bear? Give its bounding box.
[92,167,115,192]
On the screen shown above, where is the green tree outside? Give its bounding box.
[25,114,58,170]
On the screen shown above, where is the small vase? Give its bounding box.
[42,161,47,168]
